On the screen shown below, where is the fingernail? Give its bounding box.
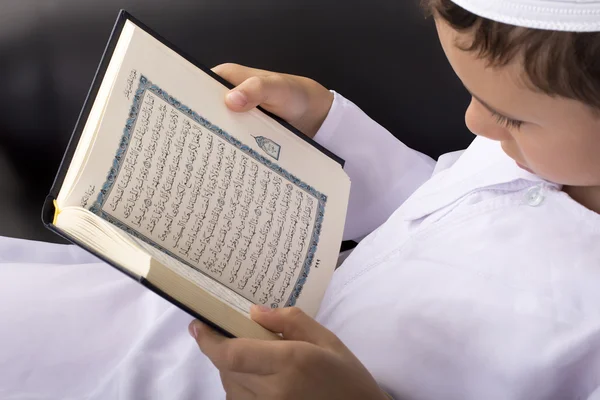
[252,304,273,313]
[188,321,199,339]
[226,90,247,107]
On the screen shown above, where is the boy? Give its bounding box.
[1,0,599,398]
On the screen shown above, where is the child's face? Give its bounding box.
[435,18,600,187]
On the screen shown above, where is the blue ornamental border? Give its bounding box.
[90,75,326,307]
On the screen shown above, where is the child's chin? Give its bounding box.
[516,162,534,174]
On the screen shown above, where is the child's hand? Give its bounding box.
[212,63,334,139]
[189,306,390,400]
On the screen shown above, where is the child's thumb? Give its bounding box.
[250,305,340,348]
[224,75,290,113]
[225,89,250,110]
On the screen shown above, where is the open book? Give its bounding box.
[42,11,350,340]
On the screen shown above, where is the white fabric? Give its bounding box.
[2,92,600,399]
[450,0,600,32]
[316,93,435,241]
[0,238,224,400]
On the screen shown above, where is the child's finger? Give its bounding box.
[250,305,342,349]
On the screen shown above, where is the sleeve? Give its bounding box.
[314,91,436,241]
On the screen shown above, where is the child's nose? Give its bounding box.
[464,99,513,142]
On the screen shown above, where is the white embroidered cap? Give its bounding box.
[450,0,600,32]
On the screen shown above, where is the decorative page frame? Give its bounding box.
[91,75,327,307]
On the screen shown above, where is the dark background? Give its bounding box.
[0,0,472,243]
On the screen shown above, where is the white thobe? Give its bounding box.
[1,92,599,400]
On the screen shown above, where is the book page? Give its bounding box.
[63,20,350,316]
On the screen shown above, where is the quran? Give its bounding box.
[42,11,350,340]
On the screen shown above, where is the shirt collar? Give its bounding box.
[401,137,561,221]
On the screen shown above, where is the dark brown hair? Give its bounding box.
[425,0,600,110]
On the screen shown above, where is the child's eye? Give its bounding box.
[491,111,524,130]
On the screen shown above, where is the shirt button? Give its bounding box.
[525,185,545,207]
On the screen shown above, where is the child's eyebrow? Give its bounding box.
[465,88,523,121]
